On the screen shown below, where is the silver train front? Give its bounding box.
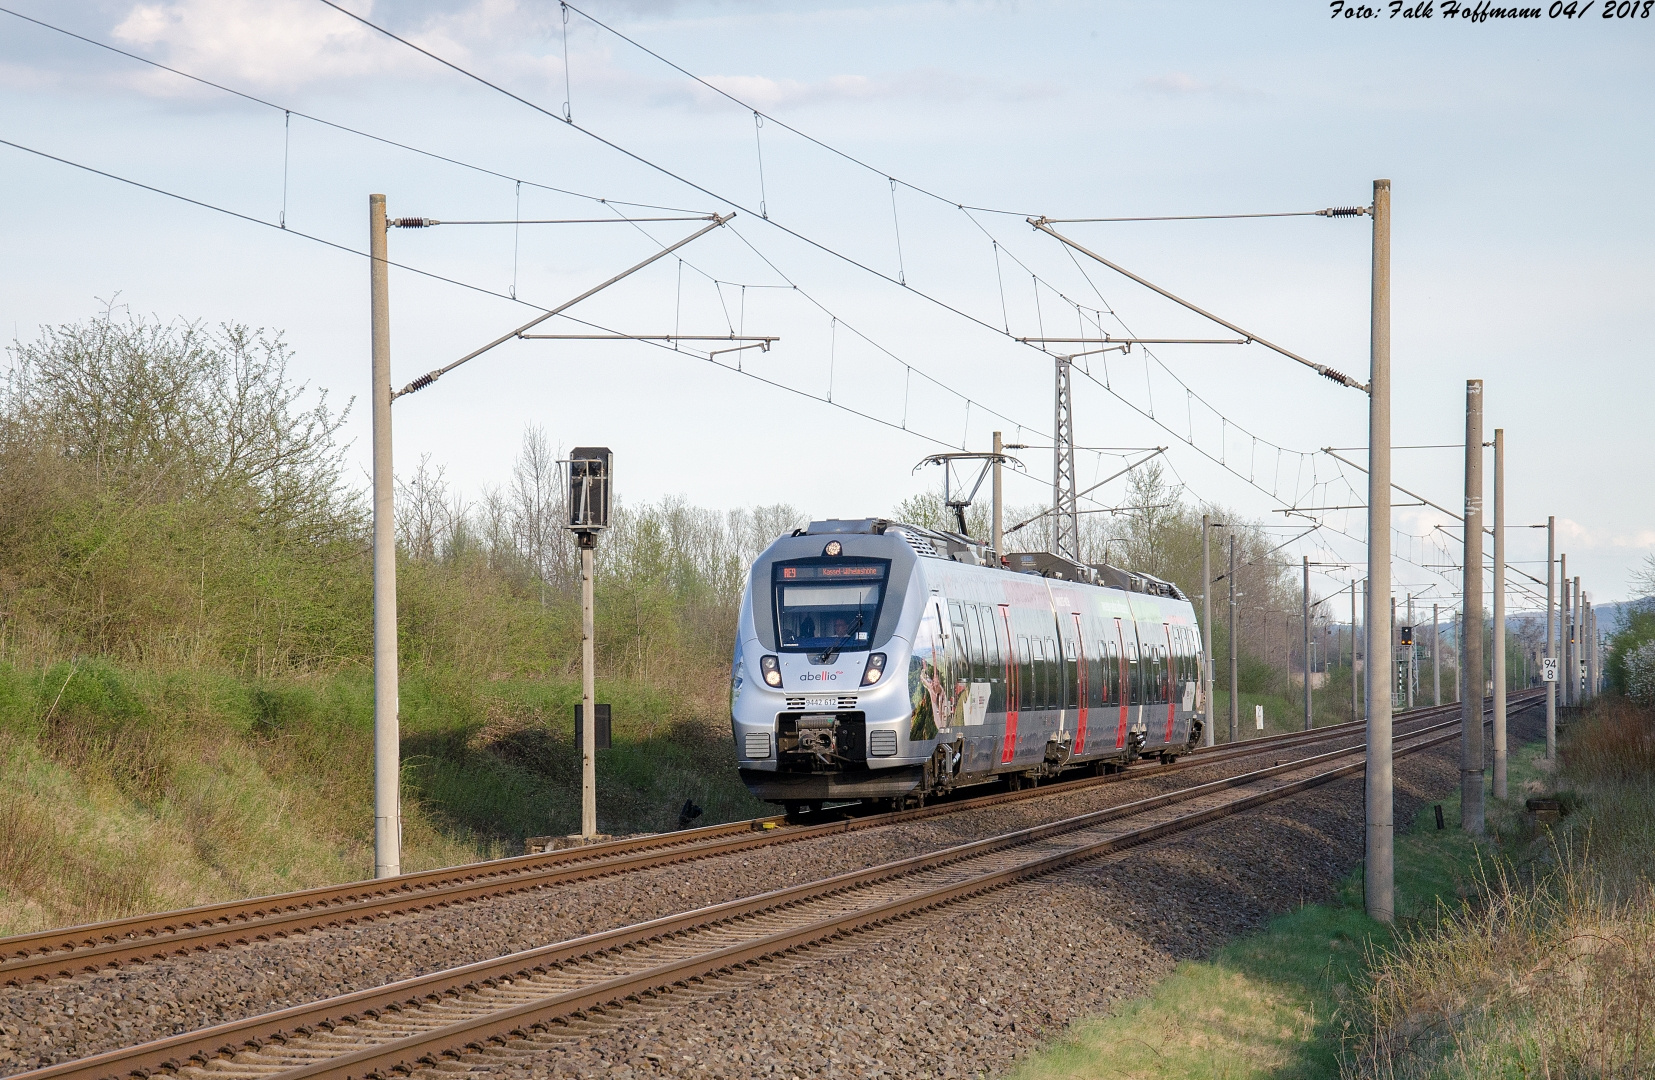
[730,519,1206,809]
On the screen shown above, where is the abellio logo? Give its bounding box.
[798,670,845,682]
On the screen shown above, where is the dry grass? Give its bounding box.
[1344,698,1655,1079]
[0,659,764,936]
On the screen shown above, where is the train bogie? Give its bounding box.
[731,519,1204,807]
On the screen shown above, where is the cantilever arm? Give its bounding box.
[1027,218,1367,393]
[394,213,733,399]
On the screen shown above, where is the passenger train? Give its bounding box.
[730,518,1207,812]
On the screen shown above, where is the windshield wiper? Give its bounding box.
[813,610,866,664]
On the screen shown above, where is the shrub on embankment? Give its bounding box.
[0,660,765,935]
[1345,696,1655,1078]
[0,309,777,933]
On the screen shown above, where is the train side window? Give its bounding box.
[1101,635,1114,706]
[1017,636,1032,710]
[1045,638,1059,709]
[965,608,985,680]
[1083,618,1102,710]
[976,607,999,667]
[1038,637,1050,709]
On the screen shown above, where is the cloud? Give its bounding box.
[1139,70,1258,99]
[688,67,1007,112]
[103,0,564,95]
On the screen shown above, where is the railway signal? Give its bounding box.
[569,446,612,840]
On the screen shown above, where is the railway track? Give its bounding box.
[0,692,1538,986]
[13,695,1542,1080]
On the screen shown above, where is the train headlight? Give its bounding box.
[860,653,887,686]
[823,540,842,556]
[760,655,783,687]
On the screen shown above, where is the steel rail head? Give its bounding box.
[42,714,1505,1080]
[9,701,1550,1080]
[2,690,1538,986]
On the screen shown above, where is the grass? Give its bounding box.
[1344,697,1655,1078]
[1008,727,1558,1080]
[0,660,766,936]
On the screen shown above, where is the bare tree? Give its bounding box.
[396,454,453,562]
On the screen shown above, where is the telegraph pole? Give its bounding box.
[1462,379,1486,836]
[992,431,1004,559]
[1365,178,1394,922]
[1303,555,1312,730]
[1545,517,1556,758]
[1229,535,1239,744]
[1492,428,1507,800]
[369,194,401,879]
[1202,515,1216,746]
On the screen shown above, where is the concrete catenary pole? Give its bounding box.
[580,538,598,838]
[1391,595,1398,708]
[1492,427,1507,800]
[1303,555,1313,730]
[1560,553,1570,708]
[1455,612,1464,703]
[1202,514,1216,746]
[1365,178,1394,922]
[1545,517,1556,758]
[1351,581,1360,723]
[1406,594,1415,710]
[369,193,401,879]
[1573,576,1582,705]
[992,431,1004,560]
[1229,535,1239,744]
[1433,602,1442,706]
[1586,593,1596,700]
[1461,379,1486,836]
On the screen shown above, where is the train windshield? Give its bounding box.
[773,560,888,652]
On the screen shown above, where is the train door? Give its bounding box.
[1163,623,1177,742]
[1070,613,1089,754]
[1113,618,1129,748]
[1002,610,1024,765]
[1127,632,1143,736]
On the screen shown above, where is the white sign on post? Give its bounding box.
[1541,657,1559,683]
[1255,704,1265,731]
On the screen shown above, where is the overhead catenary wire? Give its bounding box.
[24,1,1515,593]
[1040,208,1369,224]
[0,5,708,216]
[0,135,1029,461]
[33,0,1353,530]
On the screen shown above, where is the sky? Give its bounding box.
[1,0,1650,609]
